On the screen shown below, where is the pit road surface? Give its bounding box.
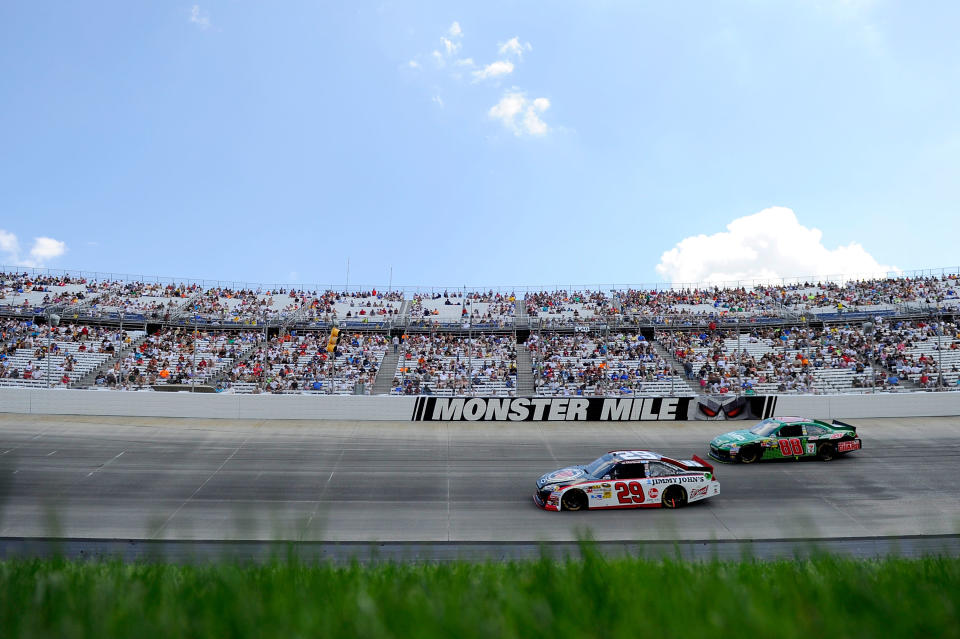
[1,414,958,545]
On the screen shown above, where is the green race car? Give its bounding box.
[709,416,862,463]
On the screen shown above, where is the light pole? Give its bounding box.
[191,315,198,392]
[466,287,473,397]
[937,306,943,391]
[734,315,743,395]
[46,312,60,388]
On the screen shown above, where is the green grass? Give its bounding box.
[2,550,958,639]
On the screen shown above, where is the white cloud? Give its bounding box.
[0,230,19,257]
[30,237,66,263]
[0,230,67,267]
[473,60,514,81]
[441,36,460,56]
[655,207,898,285]
[488,91,550,136]
[498,36,531,59]
[409,23,557,134]
[189,5,210,30]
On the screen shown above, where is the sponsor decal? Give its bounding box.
[412,397,693,422]
[806,444,816,454]
[649,476,701,486]
[648,487,659,499]
[602,492,611,499]
[690,486,708,498]
[546,468,584,482]
[837,440,860,452]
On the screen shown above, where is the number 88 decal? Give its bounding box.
[778,438,803,456]
[615,481,645,504]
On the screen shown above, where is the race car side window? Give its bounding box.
[778,424,802,437]
[612,463,645,480]
[646,462,678,478]
[804,424,827,436]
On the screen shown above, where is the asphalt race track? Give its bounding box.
[1,414,959,559]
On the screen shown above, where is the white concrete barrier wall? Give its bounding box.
[0,389,417,421]
[0,389,958,421]
[774,392,960,419]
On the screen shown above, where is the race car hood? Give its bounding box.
[711,430,762,448]
[536,466,592,489]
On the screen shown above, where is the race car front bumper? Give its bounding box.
[533,490,560,511]
[709,446,736,463]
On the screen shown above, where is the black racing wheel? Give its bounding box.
[561,490,588,511]
[738,445,761,464]
[661,485,688,509]
[817,443,837,461]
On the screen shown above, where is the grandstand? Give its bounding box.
[2,267,958,395]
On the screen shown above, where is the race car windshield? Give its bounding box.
[585,453,615,477]
[749,419,780,437]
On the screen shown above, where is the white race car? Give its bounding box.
[533,450,719,511]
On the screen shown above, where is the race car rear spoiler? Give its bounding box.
[688,455,715,475]
[831,419,857,432]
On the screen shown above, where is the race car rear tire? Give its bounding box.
[738,446,761,464]
[817,443,837,462]
[561,490,588,512]
[661,485,687,509]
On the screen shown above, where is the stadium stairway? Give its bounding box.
[74,333,149,388]
[515,345,535,395]
[371,348,400,395]
[515,295,527,328]
[207,339,265,390]
[650,339,702,395]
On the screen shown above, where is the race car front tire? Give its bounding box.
[738,446,761,464]
[816,443,837,461]
[561,490,588,511]
[661,485,688,509]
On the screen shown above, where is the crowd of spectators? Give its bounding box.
[224,332,387,394]
[656,316,960,394]
[524,290,615,323]
[526,332,680,396]
[3,269,960,396]
[392,333,517,395]
[294,290,403,325]
[1,319,137,386]
[408,291,517,327]
[94,328,260,389]
[4,271,958,325]
[863,319,960,389]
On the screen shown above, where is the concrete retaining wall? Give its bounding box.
[0,388,958,421]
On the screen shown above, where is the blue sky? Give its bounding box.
[1,1,958,289]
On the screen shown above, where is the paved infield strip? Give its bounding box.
[0,414,959,555]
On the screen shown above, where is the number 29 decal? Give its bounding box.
[615,481,645,504]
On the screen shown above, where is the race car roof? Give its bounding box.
[609,450,662,461]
